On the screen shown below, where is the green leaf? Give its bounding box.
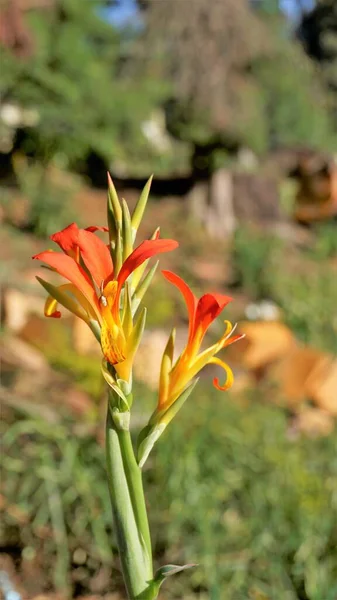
[145,563,197,597]
[131,175,153,239]
[122,198,133,260]
[137,423,167,469]
[137,379,199,468]
[107,172,122,228]
[155,563,197,579]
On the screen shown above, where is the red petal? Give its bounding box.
[222,333,245,348]
[33,251,100,316]
[118,239,178,290]
[51,223,80,254]
[85,226,109,233]
[194,293,232,338]
[77,228,113,288]
[162,270,197,341]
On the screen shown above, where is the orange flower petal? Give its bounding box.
[77,228,113,288]
[85,226,109,233]
[195,293,232,336]
[162,270,197,341]
[33,251,100,317]
[51,223,80,254]
[118,239,178,291]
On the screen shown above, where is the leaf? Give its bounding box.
[155,563,197,579]
[145,563,197,597]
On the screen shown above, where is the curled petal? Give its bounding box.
[45,297,61,318]
[39,279,95,323]
[190,320,235,374]
[209,357,234,391]
[216,321,238,350]
[222,333,246,348]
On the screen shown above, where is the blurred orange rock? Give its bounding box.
[269,346,327,406]
[238,320,336,421]
[307,357,337,416]
[2,335,49,372]
[238,321,296,371]
[2,287,45,331]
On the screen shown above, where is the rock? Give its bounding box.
[2,335,49,372]
[307,357,337,416]
[238,321,296,371]
[1,287,45,332]
[269,346,329,407]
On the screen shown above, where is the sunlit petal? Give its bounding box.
[209,357,234,391]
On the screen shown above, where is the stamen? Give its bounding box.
[99,280,108,306]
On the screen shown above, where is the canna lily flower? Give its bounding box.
[137,270,244,466]
[157,271,244,422]
[33,223,178,380]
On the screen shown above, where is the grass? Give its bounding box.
[2,384,337,598]
[231,224,337,354]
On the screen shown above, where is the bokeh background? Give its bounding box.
[1,1,337,599]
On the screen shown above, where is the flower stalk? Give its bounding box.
[105,391,153,599]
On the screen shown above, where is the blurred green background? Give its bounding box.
[1,1,336,599]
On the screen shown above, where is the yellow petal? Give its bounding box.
[158,328,176,408]
[38,278,93,322]
[101,319,126,365]
[208,357,234,391]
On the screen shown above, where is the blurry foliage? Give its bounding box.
[232,227,282,298]
[139,0,269,155]
[252,38,333,151]
[307,223,337,259]
[152,392,337,599]
[30,318,103,400]
[144,276,176,328]
[0,0,166,171]
[138,0,335,169]
[2,390,337,597]
[13,157,77,237]
[232,225,337,353]
[1,413,114,593]
[0,0,334,182]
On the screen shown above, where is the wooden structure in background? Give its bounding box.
[293,151,337,224]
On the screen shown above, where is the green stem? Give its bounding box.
[105,402,154,599]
